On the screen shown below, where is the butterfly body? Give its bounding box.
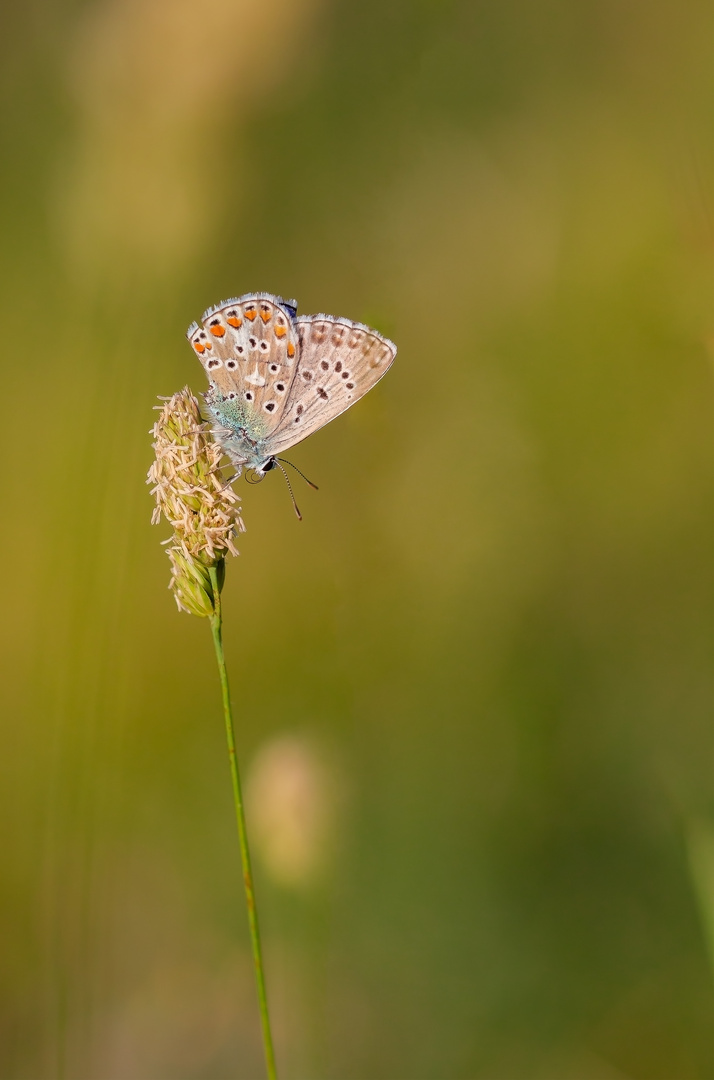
[187,292,396,476]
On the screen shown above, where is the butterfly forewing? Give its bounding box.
[265,315,397,457]
[187,293,299,435]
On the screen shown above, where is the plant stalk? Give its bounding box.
[208,565,277,1080]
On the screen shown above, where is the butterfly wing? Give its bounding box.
[265,315,397,457]
[186,292,300,467]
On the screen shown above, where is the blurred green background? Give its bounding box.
[1,0,712,1076]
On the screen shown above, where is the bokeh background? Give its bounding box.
[1,0,712,1076]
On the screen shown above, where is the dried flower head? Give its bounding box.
[148,387,245,615]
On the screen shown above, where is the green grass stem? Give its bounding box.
[208,566,277,1080]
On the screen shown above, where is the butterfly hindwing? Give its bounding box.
[187,292,299,430]
[266,315,397,457]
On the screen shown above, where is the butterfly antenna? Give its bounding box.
[273,459,303,520]
[276,457,319,491]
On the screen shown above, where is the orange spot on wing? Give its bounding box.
[204,342,213,350]
[227,316,242,328]
[274,326,287,338]
[259,309,271,323]
[244,309,257,321]
[209,324,226,337]
[287,343,296,358]
[194,342,205,354]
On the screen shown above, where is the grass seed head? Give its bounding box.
[148,387,244,615]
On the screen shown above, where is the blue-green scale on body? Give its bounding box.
[206,391,270,470]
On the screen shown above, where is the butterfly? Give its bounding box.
[187,292,397,482]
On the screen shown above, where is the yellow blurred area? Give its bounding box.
[0,0,712,1075]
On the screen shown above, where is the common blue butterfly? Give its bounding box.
[187,292,397,480]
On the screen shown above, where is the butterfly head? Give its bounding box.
[252,456,278,480]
